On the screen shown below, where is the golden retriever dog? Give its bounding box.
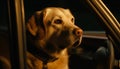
[26,7,83,69]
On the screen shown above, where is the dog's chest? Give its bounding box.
[27,49,69,69]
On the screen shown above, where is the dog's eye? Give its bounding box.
[71,18,74,22]
[54,19,62,24]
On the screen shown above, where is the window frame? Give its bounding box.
[8,0,27,69]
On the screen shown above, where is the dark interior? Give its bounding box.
[69,35,110,69]
[0,0,119,69]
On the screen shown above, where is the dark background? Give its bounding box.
[24,0,120,31]
[0,0,120,31]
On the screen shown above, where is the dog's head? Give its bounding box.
[26,7,83,57]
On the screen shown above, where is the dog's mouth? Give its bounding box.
[72,37,82,48]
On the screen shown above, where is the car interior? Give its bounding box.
[0,0,119,69]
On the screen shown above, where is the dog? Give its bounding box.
[26,7,83,69]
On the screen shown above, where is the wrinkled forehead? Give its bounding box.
[44,8,74,20]
[56,8,74,18]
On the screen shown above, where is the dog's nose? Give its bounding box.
[73,28,83,37]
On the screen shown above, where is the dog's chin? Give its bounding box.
[47,37,82,58]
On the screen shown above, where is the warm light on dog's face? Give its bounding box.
[43,8,75,39]
[41,8,83,53]
[26,7,83,59]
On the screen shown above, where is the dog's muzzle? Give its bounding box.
[72,28,83,47]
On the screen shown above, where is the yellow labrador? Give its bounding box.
[26,7,83,69]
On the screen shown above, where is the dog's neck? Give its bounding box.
[28,45,58,69]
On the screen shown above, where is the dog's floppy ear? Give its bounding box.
[26,11,44,36]
[27,15,38,36]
